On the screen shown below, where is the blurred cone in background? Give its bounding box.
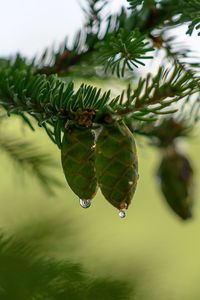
[157,145,194,220]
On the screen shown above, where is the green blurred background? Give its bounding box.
[0,115,199,300]
[0,0,199,297]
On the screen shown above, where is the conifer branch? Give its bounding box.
[127,0,144,10]
[128,0,200,36]
[129,92,200,143]
[0,60,199,146]
[0,232,132,300]
[0,133,61,193]
[0,0,199,218]
[33,1,199,79]
[152,34,200,73]
[116,65,200,120]
[94,29,154,77]
[159,0,200,36]
[36,17,153,78]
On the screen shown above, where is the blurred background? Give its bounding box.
[0,0,200,299]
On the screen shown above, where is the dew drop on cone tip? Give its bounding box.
[119,209,126,218]
[79,199,91,209]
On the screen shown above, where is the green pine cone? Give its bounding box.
[157,150,194,220]
[61,125,98,200]
[95,121,138,210]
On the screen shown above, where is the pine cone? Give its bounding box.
[95,121,138,210]
[157,149,194,220]
[61,125,98,200]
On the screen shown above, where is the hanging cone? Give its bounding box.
[61,124,98,201]
[157,148,194,220]
[95,121,138,210]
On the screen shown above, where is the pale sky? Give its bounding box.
[0,0,199,61]
[0,0,127,57]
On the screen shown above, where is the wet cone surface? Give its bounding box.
[95,121,138,210]
[61,125,98,200]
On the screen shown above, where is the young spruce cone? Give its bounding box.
[61,125,98,202]
[95,121,138,211]
[157,148,194,220]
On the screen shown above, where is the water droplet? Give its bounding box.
[79,199,91,209]
[119,209,126,218]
